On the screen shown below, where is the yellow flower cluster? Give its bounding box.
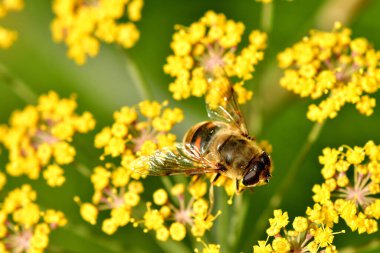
[164,11,267,108]
[254,142,380,252]
[95,100,183,169]
[0,0,23,48]
[0,91,96,187]
[253,209,343,253]
[195,239,221,253]
[141,181,220,242]
[51,0,144,64]
[77,163,144,235]
[79,169,220,239]
[80,100,184,235]
[278,23,380,122]
[0,185,66,252]
[314,141,380,234]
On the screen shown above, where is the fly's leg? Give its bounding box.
[208,172,221,216]
[189,174,202,187]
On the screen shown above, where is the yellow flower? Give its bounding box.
[156,226,170,241]
[0,91,95,186]
[169,222,186,241]
[164,10,266,107]
[306,201,339,228]
[153,189,168,206]
[292,216,308,232]
[0,185,65,252]
[0,0,23,49]
[43,164,65,187]
[111,207,131,227]
[312,184,331,204]
[91,166,111,191]
[123,191,140,207]
[0,26,17,48]
[102,218,118,235]
[313,226,338,248]
[278,23,380,122]
[12,202,40,228]
[188,178,207,199]
[195,239,221,253]
[139,100,162,118]
[253,241,273,253]
[51,0,143,64]
[271,237,291,253]
[346,146,365,165]
[79,203,98,225]
[43,210,67,227]
[171,183,185,196]
[268,209,289,230]
[143,204,164,231]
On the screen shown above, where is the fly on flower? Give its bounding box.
[132,89,272,192]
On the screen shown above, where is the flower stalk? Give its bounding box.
[0,63,37,104]
[124,52,154,101]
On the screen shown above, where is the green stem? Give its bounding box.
[260,1,274,34]
[248,1,274,135]
[340,239,380,253]
[124,53,153,101]
[73,162,92,178]
[47,245,76,253]
[249,120,325,243]
[213,187,228,249]
[156,240,193,253]
[160,176,174,193]
[0,63,37,104]
[228,194,249,252]
[123,52,178,198]
[62,223,125,253]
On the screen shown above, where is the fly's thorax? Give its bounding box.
[217,135,260,179]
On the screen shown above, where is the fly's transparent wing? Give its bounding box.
[206,88,249,136]
[130,143,219,176]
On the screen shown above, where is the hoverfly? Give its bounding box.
[132,90,272,192]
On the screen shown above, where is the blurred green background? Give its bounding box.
[1,0,380,252]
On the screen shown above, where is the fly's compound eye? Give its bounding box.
[242,162,261,186]
[260,151,271,167]
[242,152,272,187]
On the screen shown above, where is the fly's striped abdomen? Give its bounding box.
[183,121,224,156]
